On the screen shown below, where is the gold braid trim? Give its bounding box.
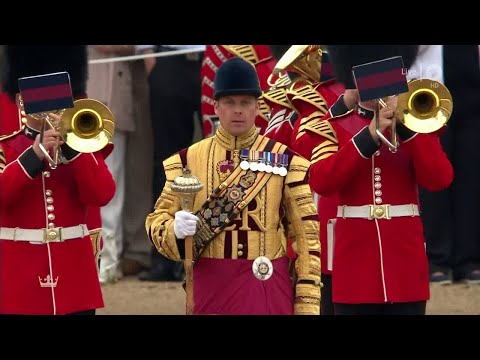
[0,128,22,142]
[283,155,320,315]
[257,96,271,123]
[295,111,328,141]
[307,120,338,164]
[262,88,293,110]
[222,45,260,64]
[145,153,184,261]
[287,84,328,116]
[304,119,337,143]
[294,302,320,315]
[0,145,6,173]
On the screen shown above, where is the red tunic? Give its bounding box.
[308,110,453,303]
[290,85,346,276]
[0,127,116,314]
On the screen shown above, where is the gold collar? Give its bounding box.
[214,125,259,150]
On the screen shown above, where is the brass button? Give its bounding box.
[45,190,53,196]
[46,197,54,204]
[160,225,165,231]
[47,205,54,212]
[47,213,55,221]
[237,250,244,257]
[237,244,244,249]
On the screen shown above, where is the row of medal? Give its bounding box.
[239,149,289,177]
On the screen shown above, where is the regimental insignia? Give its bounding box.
[252,256,274,281]
[217,159,235,182]
[226,185,244,205]
[239,170,257,188]
[38,274,59,288]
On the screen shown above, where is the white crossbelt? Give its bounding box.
[337,204,419,220]
[0,224,89,243]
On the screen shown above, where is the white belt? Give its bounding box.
[337,204,419,220]
[0,224,89,243]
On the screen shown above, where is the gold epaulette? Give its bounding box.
[310,121,338,164]
[287,84,328,116]
[262,88,293,110]
[162,153,184,182]
[295,111,326,142]
[222,45,261,65]
[0,128,23,142]
[285,154,310,185]
[257,96,271,123]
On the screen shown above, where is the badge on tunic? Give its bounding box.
[264,152,273,173]
[252,256,274,281]
[217,159,235,182]
[226,185,244,205]
[240,149,250,170]
[257,151,266,172]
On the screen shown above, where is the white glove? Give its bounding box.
[173,211,199,239]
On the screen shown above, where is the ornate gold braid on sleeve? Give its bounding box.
[287,84,329,116]
[145,153,184,261]
[89,228,102,273]
[295,111,327,142]
[257,96,271,124]
[284,155,321,315]
[262,88,294,110]
[308,121,338,165]
[222,45,260,64]
[0,144,6,173]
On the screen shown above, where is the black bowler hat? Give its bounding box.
[214,57,262,100]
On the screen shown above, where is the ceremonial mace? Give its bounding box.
[170,167,203,315]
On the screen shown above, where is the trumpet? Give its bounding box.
[376,78,453,152]
[31,99,115,169]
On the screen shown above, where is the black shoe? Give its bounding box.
[430,270,453,285]
[138,262,185,282]
[464,269,480,285]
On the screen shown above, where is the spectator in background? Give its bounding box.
[140,45,204,282]
[412,45,480,284]
[87,45,137,284]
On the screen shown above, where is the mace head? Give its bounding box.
[171,167,203,212]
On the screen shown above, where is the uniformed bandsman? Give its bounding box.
[0,45,116,315]
[308,45,453,315]
[147,57,321,315]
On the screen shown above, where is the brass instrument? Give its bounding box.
[273,45,323,84]
[377,79,453,152]
[31,99,115,168]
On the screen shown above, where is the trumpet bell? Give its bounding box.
[397,79,453,134]
[61,98,115,153]
[273,45,323,84]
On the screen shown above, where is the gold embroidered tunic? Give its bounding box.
[146,125,321,314]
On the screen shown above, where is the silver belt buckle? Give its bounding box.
[252,256,273,281]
